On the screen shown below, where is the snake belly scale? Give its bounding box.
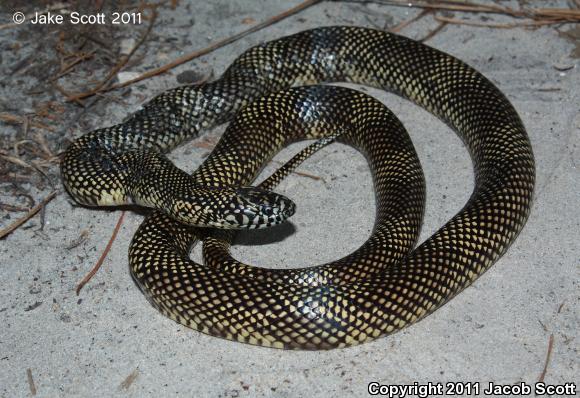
[62,26,535,349]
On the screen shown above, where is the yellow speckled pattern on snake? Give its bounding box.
[61,26,535,349]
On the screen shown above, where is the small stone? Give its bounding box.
[24,302,42,311]
[60,313,71,323]
[553,63,575,72]
[120,38,136,55]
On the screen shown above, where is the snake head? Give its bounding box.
[223,187,296,229]
[170,186,295,229]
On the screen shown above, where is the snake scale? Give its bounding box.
[62,26,535,349]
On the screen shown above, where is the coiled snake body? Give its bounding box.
[62,26,535,349]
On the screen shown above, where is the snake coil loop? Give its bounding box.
[62,26,535,349]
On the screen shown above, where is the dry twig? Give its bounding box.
[0,152,37,171]
[420,21,448,41]
[343,0,580,26]
[0,173,31,184]
[0,203,29,212]
[69,0,322,100]
[119,368,140,391]
[389,9,431,32]
[26,368,37,396]
[50,50,97,82]
[65,11,158,102]
[434,15,564,29]
[272,160,324,181]
[557,301,565,313]
[538,334,555,383]
[75,211,126,295]
[0,113,54,132]
[33,132,55,159]
[0,192,57,239]
[0,151,52,185]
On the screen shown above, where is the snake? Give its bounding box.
[61,26,535,349]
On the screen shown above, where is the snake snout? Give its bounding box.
[227,187,296,229]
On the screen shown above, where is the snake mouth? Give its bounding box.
[222,187,296,229]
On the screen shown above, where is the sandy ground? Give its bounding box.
[1,0,578,397]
